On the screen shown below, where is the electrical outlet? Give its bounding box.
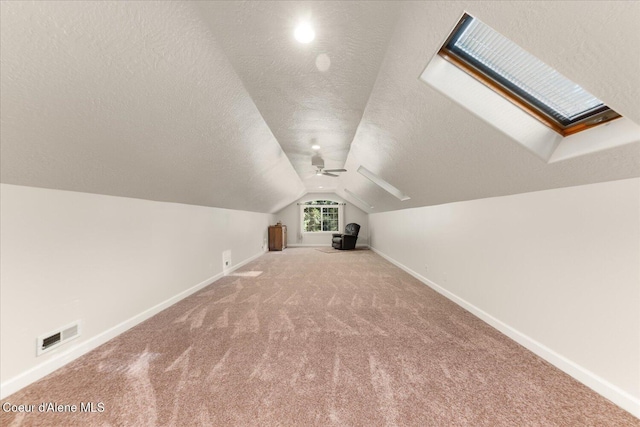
[222,250,232,273]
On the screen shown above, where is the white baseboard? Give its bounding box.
[224,249,268,274]
[287,244,370,248]
[370,246,640,419]
[0,250,266,400]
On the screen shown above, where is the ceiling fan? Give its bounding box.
[312,155,346,177]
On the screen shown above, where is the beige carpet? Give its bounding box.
[1,248,637,426]
[315,247,368,253]
[315,246,341,253]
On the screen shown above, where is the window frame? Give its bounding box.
[300,201,344,234]
[438,13,620,137]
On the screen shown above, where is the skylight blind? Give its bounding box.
[448,17,605,125]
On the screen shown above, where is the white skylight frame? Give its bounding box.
[440,13,619,136]
[357,166,410,201]
[344,188,374,210]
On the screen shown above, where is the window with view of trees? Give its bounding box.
[302,200,339,232]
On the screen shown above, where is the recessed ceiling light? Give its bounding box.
[315,53,331,72]
[311,144,321,150]
[294,22,315,44]
[319,186,323,189]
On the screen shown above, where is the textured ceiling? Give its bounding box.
[335,1,640,212]
[195,1,400,193]
[0,1,305,213]
[1,1,639,213]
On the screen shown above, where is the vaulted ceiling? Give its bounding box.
[2,1,639,213]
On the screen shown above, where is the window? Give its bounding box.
[301,200,341,233]
[439,14,620,136]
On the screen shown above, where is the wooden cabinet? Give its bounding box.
[268,225,287,251]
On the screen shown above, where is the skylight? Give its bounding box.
[357,166,410,201]
[344,189,374,210]
[440,14,619,135]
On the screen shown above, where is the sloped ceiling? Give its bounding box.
[0,1,305,213]
[1,1,639,214]
[336,1,640,212]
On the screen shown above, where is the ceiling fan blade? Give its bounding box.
[323,169,347,173]
[322,172,339,177]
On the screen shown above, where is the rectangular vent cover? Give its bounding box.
[37,320,81,356]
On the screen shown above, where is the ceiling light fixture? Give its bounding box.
[315,53,331,72]
[311,144,321,150]
[294,22,315,44]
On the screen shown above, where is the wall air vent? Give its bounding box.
[36,320,81,356]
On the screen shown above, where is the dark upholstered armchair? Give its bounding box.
[332,223,361,250]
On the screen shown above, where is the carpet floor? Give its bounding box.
[1,248,637,426]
